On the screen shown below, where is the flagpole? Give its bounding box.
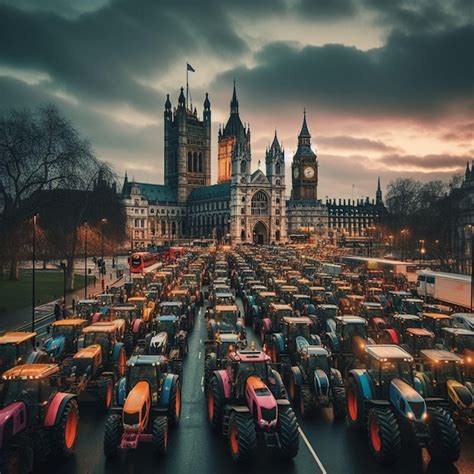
[186,64,189,110]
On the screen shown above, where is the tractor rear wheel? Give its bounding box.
[152,416,169,456]
[288,375,299,403]
[171,359,183,378]
[97,377,113,412]
[168,379,182,426]
[103,415,123,458]
[346,377,366,430]
[332,386,346,420]
[426,407,460,463]
[50,398,79,458]
[278,407,299,458]
[300,387,314,417]
[208,376,224,431]
[204,355,216,388]
[228,412,256,463]
[367,408,401,464]
[124,333,135,357]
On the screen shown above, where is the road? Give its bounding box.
[37,297,474,474]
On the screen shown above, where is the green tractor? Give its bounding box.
[346,345,460,464]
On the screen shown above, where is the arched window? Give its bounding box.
[193,152,198,172]
[198,153,203,172]
[188,152,192,172]
[241,230,246,241]
[161,220,166,235]
[240,160,246,174]
[275,163,281,175]
[276,230,281,241]
[172,221,176,235]
[276,179,281,185]
[251,191,269,215]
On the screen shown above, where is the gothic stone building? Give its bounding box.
[122,84,384,249]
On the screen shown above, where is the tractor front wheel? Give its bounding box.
[50,398,79,458]
[97,378,113,412]
[168,380,182,426]
[426,407,460,463]
[278,407,299,458]
[346,377,366,430]
[152,416,169,456]
[332,386,346,421]
[228,412,256,463]
[208,376,224,431]
[103,415,123,458]
[367,408,401,464]
[300,387,314,417]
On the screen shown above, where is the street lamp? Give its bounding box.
[32,213,37,332]
[400,229,409,261]
[100,218,107,291]
[59,261,67,302]
[84,221,88,299]
[419,239,426,266]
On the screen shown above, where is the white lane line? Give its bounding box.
[198,351,202,359]
[201,376,204,386]
[298,427,327,474]
[201,386,204,392]
[200,338,202,344]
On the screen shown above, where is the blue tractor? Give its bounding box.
[346,345,460,464]
[43,319,88,362]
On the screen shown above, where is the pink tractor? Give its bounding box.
[0,364,79,472]
[207,349,299,462]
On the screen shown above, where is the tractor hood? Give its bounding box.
[123,380,150,433]
[0,401,27,449]
[43,336,65,358]
[447,379,473,409]
[390,378,427,422]
[245,375,277,428]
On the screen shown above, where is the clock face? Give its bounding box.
[293,167,299,179]
[304,166,315,179]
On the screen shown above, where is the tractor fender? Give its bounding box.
[132,319,143,334]
[251,304,260,318]
[116,377,127,406]
[447,379,473,409]
[291,366,304,387]
[44,393,77,427]
[348,369,374,401]
[389,378,426,421]
[313,369,330,397]
[91,312,102,324]
[295,336,309,352]
[208,319,217,335]
[0,401,27,449]
[326,318,336,334]
[306,303,316,315]
[273,333,285,354]
[325,332,339,353]
[412,373,426,396]
[262,318,272,333]
[384,328,399,344]
[111,342,126,365]
[42,336,65,359]
[158,374,179,409]
[26,349,49,364]
[310,334,322,346]
[215,370,231,399]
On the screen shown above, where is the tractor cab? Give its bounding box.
[315,304,338,333]
[209,304,242,335]
[76,299,100,319]
[158,301,184,318]
[155,315,182,339]
[169,289,190,305]
[110,305,139,324]
[390,314,422,339]
[388,291,412,312]
[281,316,313,344]
[417,350,465,388]
[423,303,453,315]
[256,291,277,313]
[0,332,40,375]
[334,316,368,354]
[422,313,453,339]
[365,345,414,398]
[291,294,311,313]
[82,323,121,365]
[214,292,235,306]
[403,328,435,358]
[128,297,154,322]
[97,293,115,307]
[298,343,331,376]
[441,327,474,356]
[308,286,326,305]
[278,286,297,304]
[44,319,87,360]
[400,298,424,316]
[267,303,293,331]
[359,302,384,320]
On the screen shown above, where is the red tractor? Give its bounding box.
[207,349,299,462]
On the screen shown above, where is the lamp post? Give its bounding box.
[419,239,425,267]
[400,229,408,261]
[84,221,88,299]
[32,213,37,332]
[59,261,67,302]
[100,218,107,291]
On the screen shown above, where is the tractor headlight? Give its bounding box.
[407,412,414,420]
[421,412,428,421]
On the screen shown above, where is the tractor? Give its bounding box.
[169,289,196,332]
[252,291,278,335]
[75,298,101,321]
[422,313,453,342]
[440,328,474,379]
[0,364,79,472]
[359,302,384,321]
[204,332,242,388]
[207,349,299,462]
[324,316,373,375]
[43,319,88,362]
[0,332,49,377]
[135,316,187,376]
[400,298,424,316]
[158,301,190,333]
[287,339,345,420]
[103,355,181,458]
[414,349,473,423]
[314,304,338,334]
[207,304,246,342]
[380,313,422,344]
[260,303,293,345]
[346,345,460,464]
[400,328,435,359]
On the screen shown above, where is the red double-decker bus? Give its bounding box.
[130,252,158,273]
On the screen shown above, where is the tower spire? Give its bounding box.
[299,108,311,138]
[230,79,239,114]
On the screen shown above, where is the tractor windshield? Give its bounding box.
[0,344,17,370]
[237,362,268,384]
[435,361,462,384]
[288,324,310,340]
[307,355,329,373]
[344,323,367,339]
[127,365,158,398]
[380,360,412,385]
[158,319,176,336]
[160,305,181,317]
[455,335,474,352]
[217,311,237,330]
[1,379,39,407]
[84,332,110,353]
[52,325,76,340]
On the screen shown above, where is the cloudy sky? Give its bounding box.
[0,0,472,199]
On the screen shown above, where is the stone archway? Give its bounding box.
[252,221,268,245]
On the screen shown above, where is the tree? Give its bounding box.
[0,104,100,279]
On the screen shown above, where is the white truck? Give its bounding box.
[417,270,472,310]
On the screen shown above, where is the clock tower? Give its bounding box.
[291,110,318,200]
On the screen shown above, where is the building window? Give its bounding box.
[198,152,203,172]
[241,160,246,173]
[241,230,246,241]
[251,191,269,215]
[275,163,280,175]
[188,152,192,172]
[241,207,245,214]
[161,220,166,235]
[276,219,280,225]
[193,152,198,172]
[276,230,281,241]
[172,221,176,235]
[241,196,245,202]
[276,198,280,204]
[276,179,281,185]
[241,218,245,225]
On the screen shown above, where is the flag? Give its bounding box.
[187,63,195,72]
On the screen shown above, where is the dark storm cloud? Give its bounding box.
[378,153,469,171]
[0,0,108,19]
[213,25,474,118]
[317,135,399,152]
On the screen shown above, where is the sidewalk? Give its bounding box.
[1,269,125,332]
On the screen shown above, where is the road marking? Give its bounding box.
[201,376,204,386]
[298,427,327,474]
[198,351,201,359]
[200,338,202,344]
[201,386,204,392]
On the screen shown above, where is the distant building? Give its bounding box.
[451,162,474,275]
